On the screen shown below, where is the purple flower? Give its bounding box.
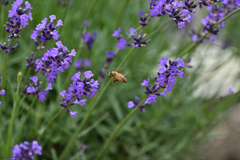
[141,78,150,87]
[104,51,116,69]
[0,89,6,95]
[127,96,149,112]
[132,30,151,47]
[75,58,92,70]
[112,28,121,37]
[70,111,77,118]
[31,15,63,47]
[0,77,5,107]
[116,38,127,50]
[178,22,185,29]
[10,141,42,159]
[139,11,149,27]
[84,58,92,67]
[147,94,157,104]
[35,41,76,83]
[129,28,135,34]
[190,0,239,43]
[128,57,185,112]
[23,76,52,102]
[84,71,94,79]
[192,35,198,42]
[228,86,234,94]
[128,101,135,108]
[0,0,33,53]
[83,32,98,50]
[75,59,82,70]
[149,0,199,29]
[59,71,99,118]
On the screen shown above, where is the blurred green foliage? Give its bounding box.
[0,0,239,159]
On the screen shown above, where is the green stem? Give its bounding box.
[5,72,22,157]
[1,53,8,91]
[95,98,147,159]
[59,79,112,160]
[58,0,71,35]
[21,68,31,92]
[15,96,26,118]
[6,99,18,158]
[37,108,64,141]
[16,74,48,143]
[16,95,38,143]
[59,19,173,160]
[116,47,136,71]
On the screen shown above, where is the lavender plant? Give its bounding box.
[0,0,239,160]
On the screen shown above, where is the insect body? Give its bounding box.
[108,71,127,84]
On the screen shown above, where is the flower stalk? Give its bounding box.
[95,98,147,159]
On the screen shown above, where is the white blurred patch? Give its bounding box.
[188,44,240,98]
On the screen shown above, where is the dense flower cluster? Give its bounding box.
[10,141,42,160]
[59,71,99,118]
[149,0,210,29]
[23,76,53,102]
[0,77,5,107]
[128,57,185,112]
[190,0,240,43]
[75,58,92,70]
[35,41,76,83]
[31,15,63,48]
[0,0,33,53]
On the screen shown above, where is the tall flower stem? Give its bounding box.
[16,95,38,143]
[58,0,70,35]
[37,108,65,141]
[5,72,22,157]
[0,39,12,124]
[95,98,147,159]
[16,75,48,143]
[59,19,172,160]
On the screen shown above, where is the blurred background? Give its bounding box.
[0,0,240,159]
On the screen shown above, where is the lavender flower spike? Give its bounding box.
[23,76,53,102]
[31,15,63,48]
[128,57,185,112]
[59,71,99,118]
[35,41,76,83]
[0,0,33,53]
[10,140,42,160]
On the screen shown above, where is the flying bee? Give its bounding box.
[108,71,127,84]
